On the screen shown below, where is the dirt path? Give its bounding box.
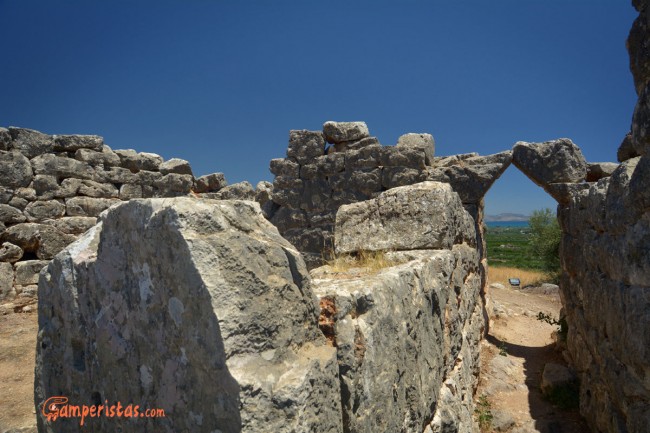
[477,284,591,433]
[0,312,38,433]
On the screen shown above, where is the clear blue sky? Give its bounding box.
[0,0,638,216]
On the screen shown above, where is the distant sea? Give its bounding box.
[486,221,529,228]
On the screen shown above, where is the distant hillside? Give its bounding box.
[485,213,529,222]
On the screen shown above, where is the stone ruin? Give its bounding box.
[3,1,649,432]
[0,128,273,312]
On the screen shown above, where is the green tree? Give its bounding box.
[528,208,561,282]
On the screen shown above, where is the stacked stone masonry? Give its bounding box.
[0,126,272,312]
[269,121,512,269]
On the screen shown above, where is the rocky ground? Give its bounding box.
[477,283,591,433]
[0,312,37,433]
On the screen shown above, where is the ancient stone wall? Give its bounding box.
[268,121,512,269]
[0,127,270,312]
[541,3,650,431]
[35,181,485,433]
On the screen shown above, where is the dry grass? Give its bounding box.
[488,266,547,288]
[325,250,399,274]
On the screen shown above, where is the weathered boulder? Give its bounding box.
[270,158,300,178]
[335,182,475,254]
[75,145,122,167]
[0,242,23,263]
[331,136,379,153]
[153,173,194,196]
[0,187,12,204]
[255,180,276,218]
[194,172,228,193]
[93,167,137,184]
[0,127,11,151]
[33,175,59,199]
[212,181,256,200]
[42,216,97,235]
[0,151,33,188]
[53,134,104,152]
[397,133,435,165]
[1,222,77,260]
[119,183,143,200]
[380,146,426,169]
[77,180,119,198]
[0,204,27,224]
[287,130,325,163]
[159,158,193,176]
[586,162,619,182]
[35,198,342,433]
[31,153,95,180]
[24,200,66,221]
[0,262,13,300]
[323,121,369,144]
[8,127,53,158]
[115,149,164,172]
[65,197,121,217]
[632,83,650,156]
[617,133,639,162]
[54,178,83,198]
[14,260,49,286]
[512,139,587,186]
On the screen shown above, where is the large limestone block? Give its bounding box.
[0,241,23,262]
[93,167,137,184]
[8,127,53,158]
[65,196,121,217]
[14,260,49,285]
[323,121,369,144]
[159,158,193,176]
[335,181,475,254]
[115,149,164,172]
[211,181,256,200]
[0,150,33,188]
[586,162,619,182]
[1,222,77,260]
[617,133,639,162]
[53,134,104,152]
[311,246,483,433]
[42,216,97,235]
[397,133,435,165]
[0,204,27,224]
[512,138,587,186]
[77,180,119,198]
[0,127,11,151]
[287,130,325,163]
[270,158,300,178]
[0,262,13,300]
[423,151,512,204]
[194,172,228,193]
[24,199,66,221]
[153,173,194,196]
[35,198,342,433]
[75,146,122,167]
[631,82,650,156]
[31,153,95,180]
